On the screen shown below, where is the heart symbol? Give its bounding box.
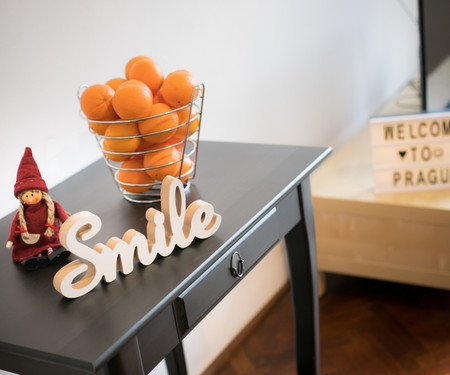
[399,150,407,158]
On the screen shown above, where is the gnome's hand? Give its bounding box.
[6,241,13,249]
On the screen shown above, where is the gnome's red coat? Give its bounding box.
[7,200,68,262]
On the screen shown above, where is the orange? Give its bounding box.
[125,56,152,79]
[166,135,185,150]
[117,158,154,193]
[180,156,194,182]
[138,103,178,144]
[143,143,182,180]
[80,84,118,121]
[106,78,126,91]
[112,80,153,120]
[174,106,200,138]
[135,138,155,153]
[153,90,166,104]
[128,57,164,95]
[103,122,141,161]
[88,122,109,136]
[160,70,199,108]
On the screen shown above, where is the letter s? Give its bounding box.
[53,211,103,298]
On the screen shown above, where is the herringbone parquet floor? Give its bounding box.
[211,274,450,375]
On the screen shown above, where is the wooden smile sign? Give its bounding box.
[53,176,222,299]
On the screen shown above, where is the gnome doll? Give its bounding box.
[6,147,70,271]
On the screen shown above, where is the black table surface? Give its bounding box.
[0,141,330,373]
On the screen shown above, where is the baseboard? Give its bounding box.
[201,282,291,375]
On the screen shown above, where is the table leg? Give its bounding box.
[318,271,327,298]
[284,178,320,374]
[166,342,188,375]
[106,336,145,375]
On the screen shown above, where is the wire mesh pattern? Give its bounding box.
[78,83,205,203]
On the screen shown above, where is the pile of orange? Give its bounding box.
[79,56,202,193]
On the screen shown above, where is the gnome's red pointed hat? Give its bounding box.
[14,147,48,197]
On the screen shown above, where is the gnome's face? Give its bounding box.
[20,189,43,205]
[14,147,49,198]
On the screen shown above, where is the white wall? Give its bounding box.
[0,1,419,374]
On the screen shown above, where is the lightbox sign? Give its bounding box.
[370,111,450,193]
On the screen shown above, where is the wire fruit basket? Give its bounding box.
[78,83,205,203]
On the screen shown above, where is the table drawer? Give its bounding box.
[179,206,282,330]
[137,304,179,374]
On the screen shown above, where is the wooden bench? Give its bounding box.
[311,83,450,292]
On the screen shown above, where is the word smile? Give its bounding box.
[53,176,221,299]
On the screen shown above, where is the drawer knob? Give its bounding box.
[230,252,245,278]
